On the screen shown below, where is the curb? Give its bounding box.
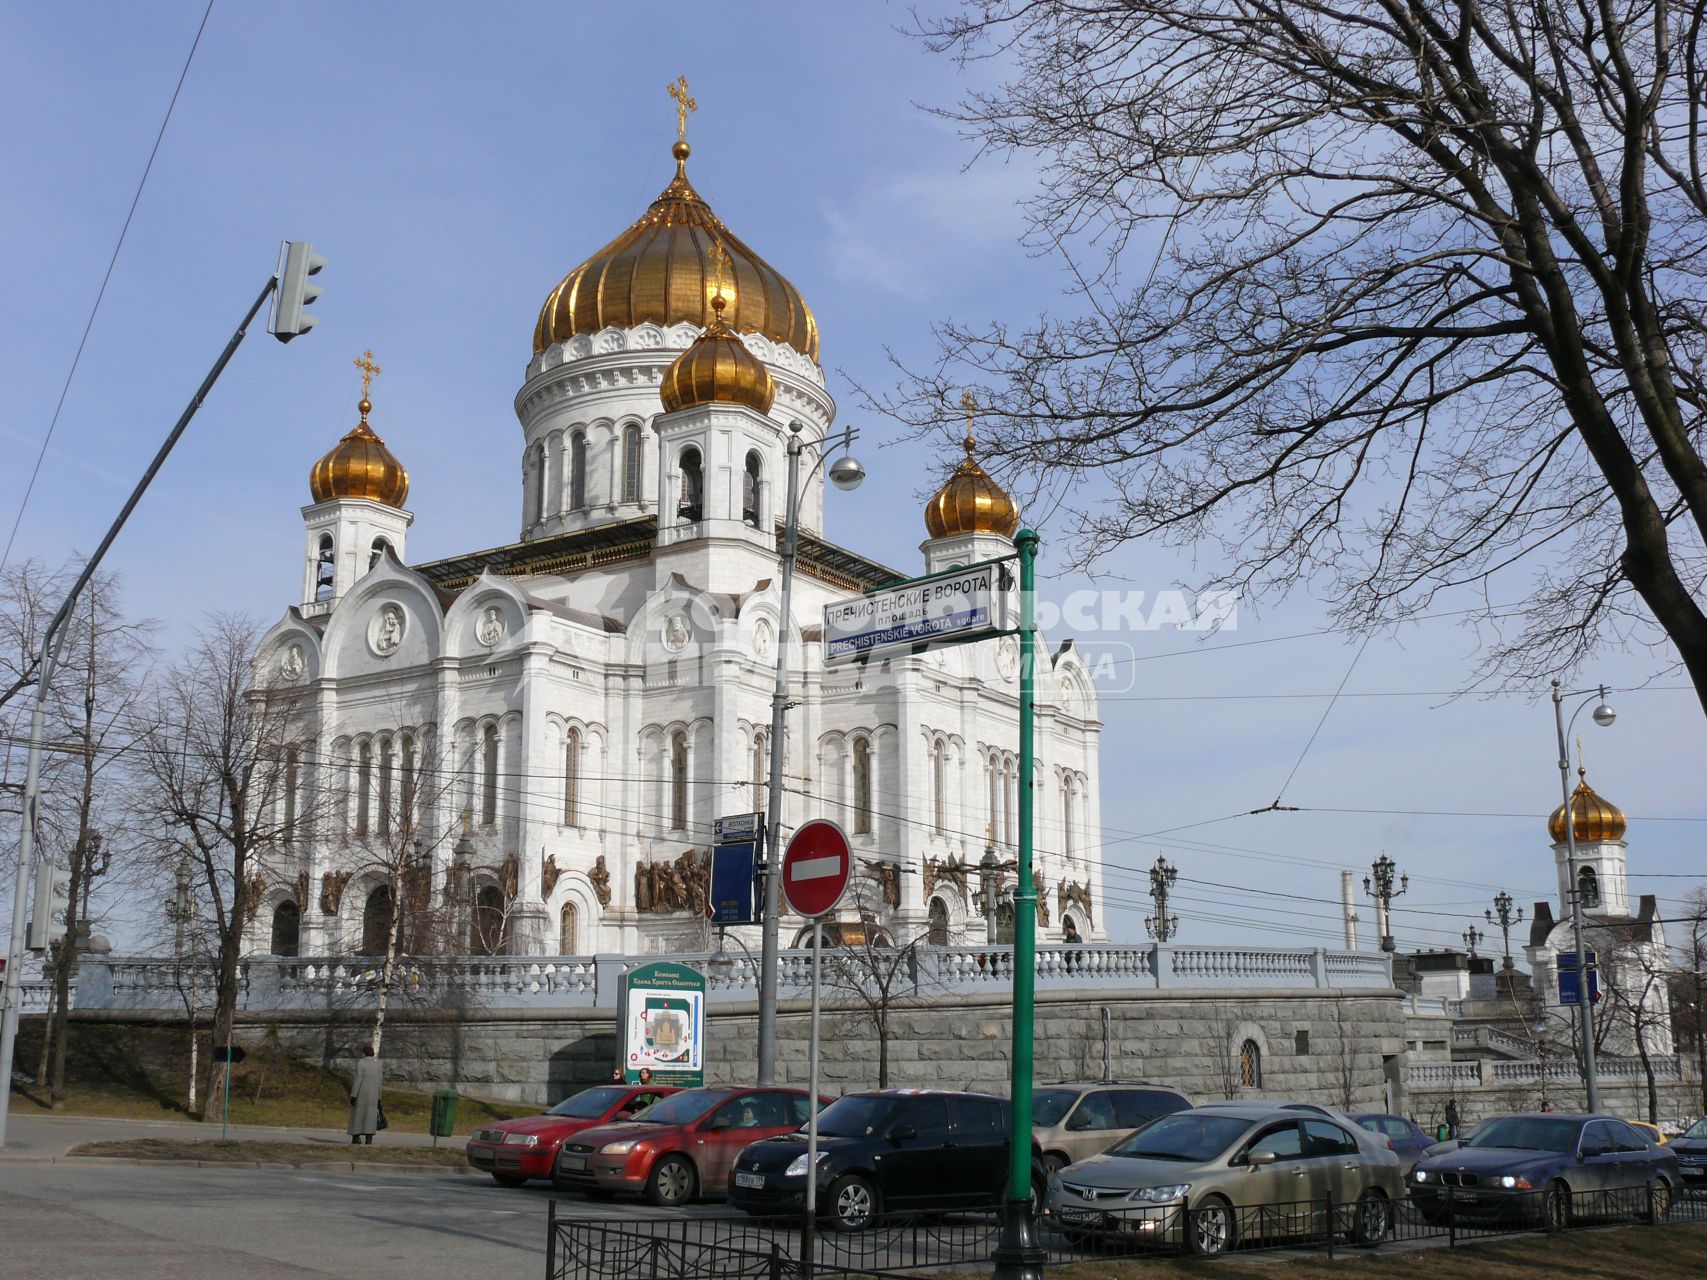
[20,1154,483,1176]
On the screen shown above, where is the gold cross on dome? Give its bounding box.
[960,389,979,449]
[668,75,698,142]
[354,349,382,400]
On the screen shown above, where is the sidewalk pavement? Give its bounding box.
[0,1111,453,1163]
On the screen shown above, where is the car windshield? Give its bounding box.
[548,1086,628,1119]
[1032,1090,1080,1128]
[1464,1117,1579,1153]
[1107,1113,1251,1162]
[622,1088,724,1125]
[1683,1117,1707,1140]
[815,1095,897,1138]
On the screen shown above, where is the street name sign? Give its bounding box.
[782,819,852,918]
[1558,950,1601,1006]
[823,561,1008,664]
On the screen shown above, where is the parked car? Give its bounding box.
[553,1085,823,1206]
[1670,1116,1707,1187]
[1031,1082,1194,1173]
[465,1084,676,1185]
[730,1089,1015,1230]
[1047,1105,1405,1257]
[1411,1114,1681,1228]
[1210,1099,1391,1160]
[1352,1113,1436,1173]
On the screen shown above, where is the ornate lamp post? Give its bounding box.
[1461,925,1485,959]
[1486,891,1524,971]
[979,843,1005,945]
[1363,854,1408,953]
[1145,855,1179,942]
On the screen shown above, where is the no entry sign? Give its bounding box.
[782,819,852,918]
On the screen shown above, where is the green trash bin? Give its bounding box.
[430,1087,460,1146]
[1437,1123,1450,1142]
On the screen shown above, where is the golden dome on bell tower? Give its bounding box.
[308,351,410,508]
[1548,769,1627,844]
[924,392,1020,539]
[533,79,819,360]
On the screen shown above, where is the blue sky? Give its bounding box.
[3,1,1702,956]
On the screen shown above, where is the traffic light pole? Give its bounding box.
[0,272,277,1148]
[993,528,1044,1280]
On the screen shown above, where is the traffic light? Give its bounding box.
[26,863,70,952]
[269,241,327,342]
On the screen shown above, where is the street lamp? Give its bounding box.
[1145,855,1180,943]
[979,843,1004,945]
[1461,925,1485,959]
[1364,854,1408,953]
[757,423,865,1086]
[1486,890,1524,971]
[1550,679,1616,1114]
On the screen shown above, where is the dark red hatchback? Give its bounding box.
[465,1084,676,1185]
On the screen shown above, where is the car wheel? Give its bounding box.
[828,1174,879,1233]
[1542,1179,1571,1231]
[645,1155,698,1208]
[490,1172,528,1188]
[1650,1179,1673,1223]
[1187,1195,1235,1258]
[1349,1189,1390,1246]
[1043,1153,1068,1177]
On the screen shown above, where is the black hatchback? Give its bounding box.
[730,1089,1010,1231]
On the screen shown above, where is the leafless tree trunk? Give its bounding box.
[895,2,1707,711]
[823,928,932,1089]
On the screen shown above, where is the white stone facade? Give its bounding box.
[255,320,1105,960]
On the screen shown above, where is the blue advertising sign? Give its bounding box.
[1558,950,1601,1006]
[710,841,758,924]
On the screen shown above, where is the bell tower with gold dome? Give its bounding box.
[299,350,412,610]
[921,392,1021,574]
[515,83,835,549]
[1547,763,1631,919]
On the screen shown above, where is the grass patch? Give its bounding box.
[12,1030,535,1135]
[67,1138,470,1166]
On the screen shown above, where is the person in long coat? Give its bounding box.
[348,1045,383,1144]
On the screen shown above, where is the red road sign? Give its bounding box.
[782,820,852,918]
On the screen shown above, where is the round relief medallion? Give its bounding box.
[477,604,506,647]
[368,604,406,657]
[754,619,775,660]
[662,613,691,653]
[996,636,1020,682]
[279,644,306,683]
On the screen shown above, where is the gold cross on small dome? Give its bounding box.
[961,389,979,452]
[668,75,698,142]
[354,349,382,400]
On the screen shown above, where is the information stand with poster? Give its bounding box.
[617,961,707,1086]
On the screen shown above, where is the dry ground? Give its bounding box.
[66,1138,471,1166]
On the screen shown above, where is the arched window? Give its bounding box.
[931,741,946,834]
[377,737,394,837]
[355,741,372,836]
[315,535,335,601]
[564,727,581,826]
[1239,1039,1262,1089]
[369,537,390,569]
[559,901,578,955]
[270,901,300,956]
[1578,865,1601,909]
[751,729,767,811]
[283,746,299,842]
[851,738,872,835]
[1062,778,1076,859]
[472,885,506,956]
[531,442,547,522]
[742,451,762,526]
[987,756,1000,846]
[360,885,394,956]
[928,898,950,946]
[569,431,588,510]
[399,733,415,833]
[481,723,499,826]
[670,730,689,831]
[622,424,642,503]
[678,448,703,522]
[1002,758,1016,847]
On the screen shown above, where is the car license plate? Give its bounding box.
[561,1155,587,1172]
[734,1171,765,1190]
[1060,1208,1104,1225]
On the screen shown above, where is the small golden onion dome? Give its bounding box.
[309,399,409,508]
[924,430,1021,539]
[1548,770,1627,843]
[659,291,776,414]
[534,140,819,360]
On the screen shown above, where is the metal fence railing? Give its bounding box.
[546,1180,1706,1278]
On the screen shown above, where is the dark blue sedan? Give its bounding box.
[1411,1114,1680,1228]
[1671,1116,1707,1189]
[1354,1113,1435,1173]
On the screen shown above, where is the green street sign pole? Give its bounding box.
[994,528,1046,1280]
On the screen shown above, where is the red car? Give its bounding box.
[553,1085,823,1206]
[465,1084,675,1186]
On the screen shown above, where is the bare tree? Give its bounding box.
[1599,943,1673,1123]
[897,2,1707,712]
[822,926,933,1089]
[1680,889,1707,1113]
[131,614,307,1122]
[1330,1001,1359,1111]
[1211,1018,1242,1101]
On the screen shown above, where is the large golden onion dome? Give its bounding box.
[1548,769,1627,843]
[309,377,409,508]
[534,140,819,360]
[659,288,776,414]
[924,409,1020,539]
